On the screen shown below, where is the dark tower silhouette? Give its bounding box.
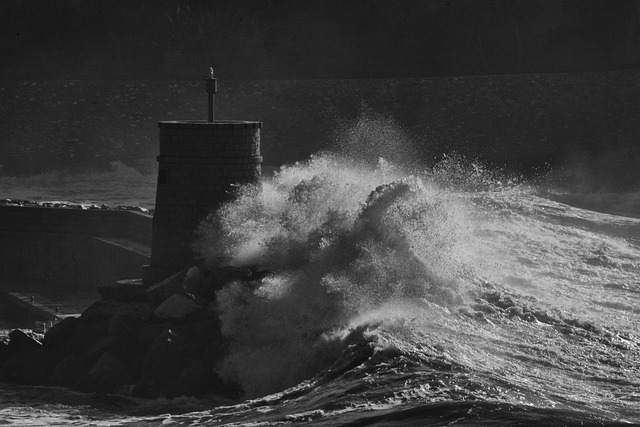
[143,72,262,283]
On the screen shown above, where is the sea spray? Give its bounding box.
[332,108,426,171]
[195,153,481,397]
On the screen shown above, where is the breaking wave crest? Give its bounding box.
[194,153,490,397]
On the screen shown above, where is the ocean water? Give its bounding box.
[0,161,157,210]
[2,148,640,425]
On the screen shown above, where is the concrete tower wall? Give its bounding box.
[145,120,262,283]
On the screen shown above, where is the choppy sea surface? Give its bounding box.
[2,151,640,426]
[0,161,157,210]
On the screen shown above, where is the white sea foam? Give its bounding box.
[193,125,502,398]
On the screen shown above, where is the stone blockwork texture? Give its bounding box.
[149,121,262,281]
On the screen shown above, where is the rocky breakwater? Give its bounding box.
[0,265,261,399]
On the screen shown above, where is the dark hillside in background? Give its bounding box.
[1,0,639,80]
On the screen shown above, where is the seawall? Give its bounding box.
[0,206,152,292]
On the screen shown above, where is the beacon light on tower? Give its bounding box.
[205,67,217,122]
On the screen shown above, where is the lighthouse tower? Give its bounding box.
[143,71,262,283]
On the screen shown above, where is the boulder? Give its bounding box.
[98,280,147,302]
[73,353,129,393]
[153,294,204,321]
[182,318,222,344]
[137,322,171,351]
[49,354,93,387]
[130,380,162,399]
[0,330,52,385]
[42,316,79,352]
[6,329,42,355]
[79,300,124,335]
[107,302,153,337]
[145,270,186,306]
[182,266,207,297]
[178,358,217,396]
[101,333,143,370]
[0,341,7,366]
[141,328,186,397]
[176,318,222,361]
[0,349,52,385]
[70,334,117,365]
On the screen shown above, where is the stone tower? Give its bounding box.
[143,74,262,283]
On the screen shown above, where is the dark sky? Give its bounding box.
[2,0,639,80]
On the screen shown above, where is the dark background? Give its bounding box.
[2,0,639,80]
[1,0,639,191]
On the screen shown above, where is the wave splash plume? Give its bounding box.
[195,152,479,398]
[186,115,640,425]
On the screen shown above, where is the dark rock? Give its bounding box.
[179,358,217,396]
[0,341,7,366]
[153,294,204,321]
[146,270,186,306]
[183,318,222,344]
[92,393,141,410]
[42,317,79,352]
[103,334,143,370]
[0,350,52,385]
[142,328,186,397]
[7,329,42,353]
[71,334,117,365]
[80,300,124,335]
[176,319,222,361]
[49,355,93,387]
[99,281,147,302]
[137,322,171,351]
[107,302,153,337]
[1,332,53,385]
[64,315,141,367]
[182,266,207,298]
[130,381,162,399]
[73,353,129,394]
